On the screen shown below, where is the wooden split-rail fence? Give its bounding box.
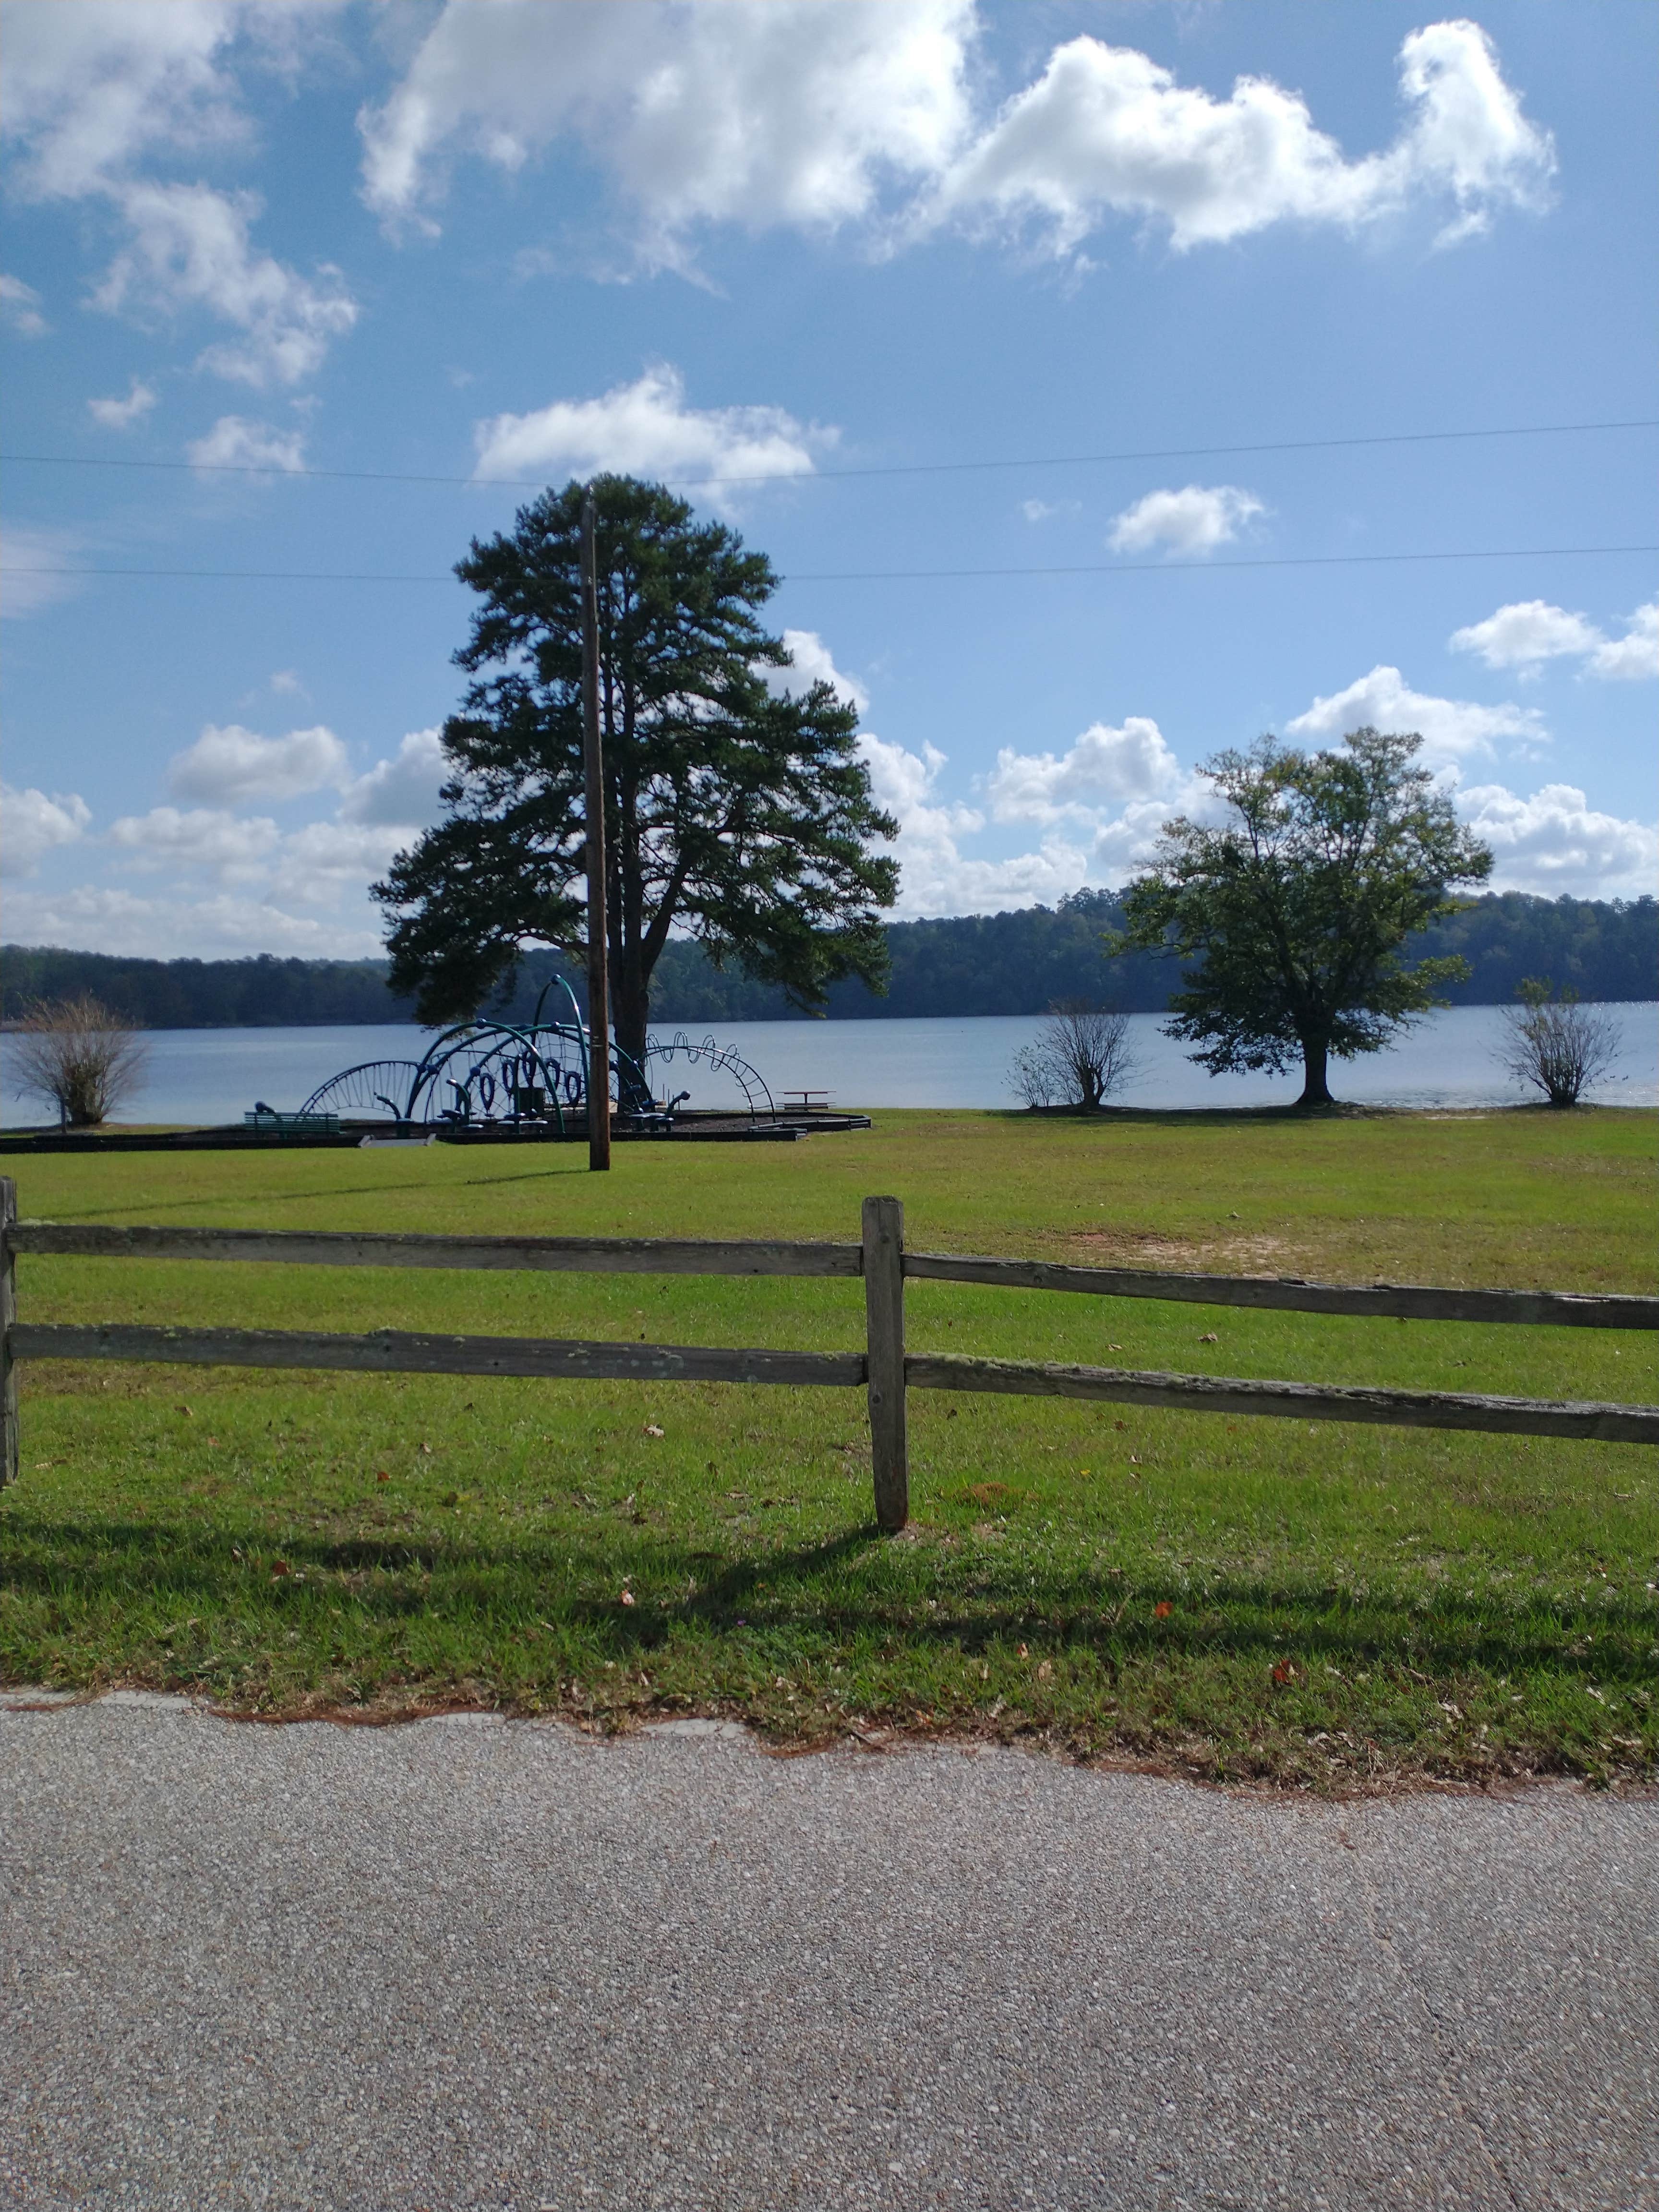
[1,1179,1655,1527]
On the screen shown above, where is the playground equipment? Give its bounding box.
[297,1003,776,1133]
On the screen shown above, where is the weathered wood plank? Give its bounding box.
[10,1322,866,1389]
[863,1195,908,1532]
[9,1223,863,1279]
[905,1352,1659,1445]
[902,1251,1658,1331]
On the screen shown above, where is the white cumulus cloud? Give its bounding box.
[935,18,1552,255]
[339,728,449,828]
[0,0,252,200]
[87,377,157,429]
[1108,484,1264,558]
[1451,596,1659,680]
[186,413,306,473]
[472,365,824,500]
[95,181,356,387]
[168,722,348,805]
[359,9,1551,267]
[275,819,415,905]
[1590,601,1659,681]
[2,8,356,386]
[107,804,280,879]
[1456,781,1659,901]
[0,784,91,877]
[1287,665,1543,764]
[0,883,381,962]
[857,733,1090,916]
[987,717,1182,824]
[766,631,868,716]
[0,273,49,336]
[360,0,974,252]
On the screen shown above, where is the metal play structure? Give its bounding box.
[298,983,776,1133]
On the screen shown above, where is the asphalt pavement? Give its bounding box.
[1,1691,1654,2212]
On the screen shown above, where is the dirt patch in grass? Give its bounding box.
[1065,1228,1305,1272]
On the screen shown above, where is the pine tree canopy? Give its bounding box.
[373,475,899,1068]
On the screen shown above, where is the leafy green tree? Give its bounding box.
[1116,728,1493,1106]
[374,476,899,1070]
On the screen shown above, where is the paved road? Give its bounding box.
[1,1693,1654,2212]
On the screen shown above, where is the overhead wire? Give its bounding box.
[0,417,1655,495]
[2,543,1655,588]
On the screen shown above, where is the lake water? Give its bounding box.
[4,1003,1654,1127]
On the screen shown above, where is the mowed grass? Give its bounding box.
[1,1105,1655,1790]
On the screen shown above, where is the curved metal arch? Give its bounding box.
[644,1031,775,1119]
[406,1021,577,1130]
[400,1018,657,1126]
[298,1059,426,1120]
[530,971,587,1035]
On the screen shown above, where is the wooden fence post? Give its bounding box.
[0,1177,17,1489]
[862,1194,908,1531]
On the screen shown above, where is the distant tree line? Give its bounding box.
[563,889,1659,1024]
[3,891,1652,1032]
[0,950,415,1030]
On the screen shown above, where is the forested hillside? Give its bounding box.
[4,891,1653,1029]
[0,950,411,1030]
[515,890,1659,1024]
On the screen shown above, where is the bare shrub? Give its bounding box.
[6,994,149,1127]
[1010,1000,1140,1112]
[1498,978,1620,1108]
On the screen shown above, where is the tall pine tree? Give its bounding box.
[375,476,898,1070]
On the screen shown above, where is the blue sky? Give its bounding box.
[2,0,1654,961]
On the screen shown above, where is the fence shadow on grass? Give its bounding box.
[2,1508,1649,1690]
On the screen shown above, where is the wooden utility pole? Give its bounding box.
[580,488,611,1171]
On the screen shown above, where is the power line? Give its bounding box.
[3,544,1654,587]
[800,545,1659,583]
[1,417,1655,495]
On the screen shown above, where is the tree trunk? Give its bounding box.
[1297,1033,1334,1108]
[609,953,650,1094]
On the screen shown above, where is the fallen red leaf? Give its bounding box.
[271,1561,290,1578]
[1271,1660,1297,1685]
[1154,1600,1173,1619]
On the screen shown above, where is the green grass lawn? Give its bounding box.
[2,1105,1655,1790]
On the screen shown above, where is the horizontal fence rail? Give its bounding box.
[12,1321,1654,1449]
[3,1183,1655,1525]
[904,1354,1659,1446]
[902,1251,1659,1331]
[14,1219,1655,1329]
[9,1222,863,1279]
[9,1322,863,1389]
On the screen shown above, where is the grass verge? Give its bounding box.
[2,1105,1655,1791]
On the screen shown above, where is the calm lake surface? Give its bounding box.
[5,1004,1654,1127]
